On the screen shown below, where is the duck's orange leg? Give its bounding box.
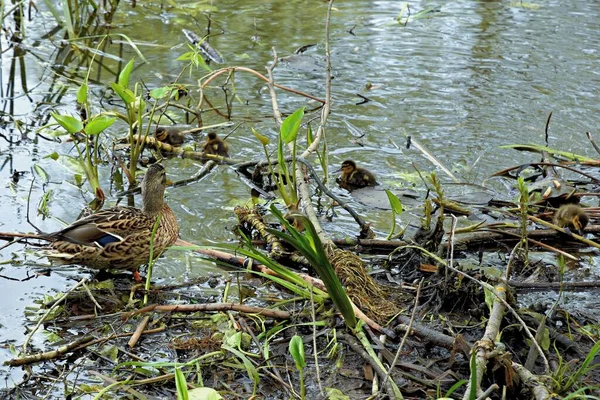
[132,270,142,282]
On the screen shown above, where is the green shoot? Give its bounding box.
[289,335,307,399]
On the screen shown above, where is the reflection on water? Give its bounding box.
[1,0,600,376]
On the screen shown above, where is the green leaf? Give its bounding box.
[188,388,223,400]
[53,154,86,175]
[326,388,350,400]
[84,115,116,135]
[174,368,189,400]
[306,124,314,145]
[280,107,305,144]
[109,82,136,104]
[385,190,403,215]
[45,152,59,161]
[483,286,494,314]
[118,58,135,88]
[268,205,357,329]
[289,335,306,370]
[33,164,50,183]
[252,128,270,146]
[150,86,171,100]
[51,113,83,134]
[468,351,478,399]
[77,83,88,104]
[99,344,119,362]
[540,327,550,351]
[222,345,259,391]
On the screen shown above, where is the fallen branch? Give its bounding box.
[123,303,291,320]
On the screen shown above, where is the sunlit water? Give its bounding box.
[1,0,599,383]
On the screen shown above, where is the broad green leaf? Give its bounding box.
[289,335,306,370]
[189,387,223,400]
[326,388,350,400]
[252,128,271,146]
[109,82,136,104]
[84,115,116,135]
[175,367,189,400]
[280,107,305,144]
[540,327,550,350]
[176,51,194,62]
[77,83,88,104]
[150,86,171,100]
[189,387,221,400]
[252,128,270,146]
[51,113,83,134]
[53,154,86,175]
[33,164,50,183]
[118,58,135,88]
[385,190,403,215]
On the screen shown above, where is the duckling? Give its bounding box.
[553,204,589,234]
[336,160,378,191]
[43,164,179,281]
[202,132,229,158]
[154,127,186,146]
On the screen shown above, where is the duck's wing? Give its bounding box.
[49,206,155,247]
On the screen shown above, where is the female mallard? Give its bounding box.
[336,160,378,191]
[44,164,179,280]
[202,132,229,158]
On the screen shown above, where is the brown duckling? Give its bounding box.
[336,160,378,191]
[553,204,589,233]
[43,164,179,281]
[154,127,186,146]
[202,132,229,158]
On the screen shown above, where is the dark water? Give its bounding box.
[1,0,599,383]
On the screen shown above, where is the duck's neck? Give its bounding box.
[142,193,165,216]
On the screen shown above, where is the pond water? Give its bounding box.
[1,0,599,385]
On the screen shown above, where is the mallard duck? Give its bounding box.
[336,160,378,191]
[553,204,589,233]
[44,164,179,280]
[202,132,229,158]
[154,127,186,146]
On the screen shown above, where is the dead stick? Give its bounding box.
[128,315,150,348]
[123,303,290,320]
[5,334,95,366]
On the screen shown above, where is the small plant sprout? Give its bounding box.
[289,334,307,399]
[384,189,404,240]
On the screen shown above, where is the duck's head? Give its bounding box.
[207,132,219,141]
[340,160,357,176]
[572,210,589,231]
[155,127,185,146]
[154,127,168,142]
[142,164,169,215]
